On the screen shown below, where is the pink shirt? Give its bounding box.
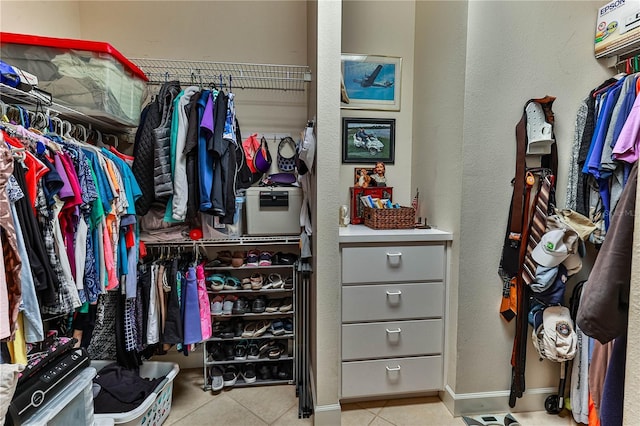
[613,91,640,163]
[196,264,212,340]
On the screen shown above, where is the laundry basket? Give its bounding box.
[91,361,179,426]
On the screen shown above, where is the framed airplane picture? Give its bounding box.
[341,54,402,111]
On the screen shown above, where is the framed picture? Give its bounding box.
[342,117,395,164]
[341,54,402,111]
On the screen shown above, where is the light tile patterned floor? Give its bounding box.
[165,369,581,425]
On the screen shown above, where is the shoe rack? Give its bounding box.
[202,244,299,390]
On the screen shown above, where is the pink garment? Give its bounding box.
[0,239,10,339]
[103,221,118,290]
[196,264,212,340]
[613,91,640,163]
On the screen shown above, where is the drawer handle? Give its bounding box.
[385,365,402,372]
[385,328,402,334]
[386,252,403,258]
[385,290,402,296]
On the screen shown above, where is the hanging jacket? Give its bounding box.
[154,82,181,201]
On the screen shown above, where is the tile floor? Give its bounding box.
[165,368,581,426]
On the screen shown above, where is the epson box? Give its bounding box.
[246,186,302,236]
[595,0,640,58]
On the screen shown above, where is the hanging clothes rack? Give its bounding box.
[130,58,312,92]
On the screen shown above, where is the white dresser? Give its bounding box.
[339,225,452,399]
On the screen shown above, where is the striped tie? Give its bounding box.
[522,174,552,285]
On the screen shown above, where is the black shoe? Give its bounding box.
[277,362,292,380]
[223,365,238,387]
[206,342,225,362]
[257,364,272,380]
[234,340,248,360]
[223,342,235,360]
[252,297,267,313]
[242,363,257,383]
[218,322,235,339]
[232,297,250,315]
[247,342,260,360]
[233,319,245,338]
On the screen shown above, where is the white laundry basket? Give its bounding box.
[91,361,179,426]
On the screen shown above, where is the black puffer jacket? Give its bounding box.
[154,82,181,200]
[132,81,181,215]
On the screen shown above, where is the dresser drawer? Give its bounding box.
[342,282,444,322]
[342,244,444,284]
[341,356,443,398]
[342,319,443,360]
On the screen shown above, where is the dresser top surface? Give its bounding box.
[339,225,453,244]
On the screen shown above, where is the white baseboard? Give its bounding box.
[441,384,558,417]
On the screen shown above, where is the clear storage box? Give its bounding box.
[0,32,148,126]
[91,361,179,426]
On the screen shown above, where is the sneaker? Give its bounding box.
[258,251,272,266]
[257,364,272,380]
[246,250,260,267]
[252,297,267,313]
[241,277,252,290]
[222,295,237,315]
[269,319,285,336]
[217,322,235,339]
[232,297,250,315]
[207,274,226,291]
[233,318,245,337]
[209,366,224,392]
[283,318,294,334]
[206,342,225,362]
[234,340,248,360]
[241,363,257,384]
[211,295,224,315]
[277,362,292,380]
[247,342,260,360]
[223,342,235,360]
[283,277,294,289]
[250,273,263,290]
[223,365,238,387]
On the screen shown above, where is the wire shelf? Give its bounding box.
[130,58,312,92]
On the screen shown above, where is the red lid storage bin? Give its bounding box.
[0,32,148,126]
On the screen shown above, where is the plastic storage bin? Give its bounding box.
[245,186,302,235]
[21,366,96,426]
[0,32,148,126]
[91,361,179,426]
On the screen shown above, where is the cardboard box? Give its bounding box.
[595,0,640,58]
[350,186,393,224]
[246,186,302,235]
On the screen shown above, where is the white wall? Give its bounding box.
[1,1,82,38]
[411,0,614,414]
[341,0,416,206]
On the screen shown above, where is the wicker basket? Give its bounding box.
[363,206,415,229]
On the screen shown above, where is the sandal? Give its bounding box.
[268,343,285,359]
[265,273,283,289]
[224,276,242,290]
[265,299,280,313]
[250,273,263,290]
[241,277,252,290]
[241,321,258,338]
[253,320,271,338]
[206,274,226,291]
[246,250,260,267]
[258,251,272,266]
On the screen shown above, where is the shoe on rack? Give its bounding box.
[282,318,293,334]
[224,276,242,291]
[283,277,293,289]
[258,251,272,266]
[253,320,271,338]
[232,297,250,315]
[266,273,283,289]
[272,252,298,265]
[209,366,224,392]
[250,273,263,290]
[207,274,226,291]
[223,365,239,387]
[257,364,272,380]
[211,295,224,315]
[265,299,280,313]
[241,277,252,290]
[223,342,235,360]
[279,298,293,312]
[269,319,285,336]
[206,342,226,362]
[252,297,267,313]
[231,251,245,268]
[277,362,292,380]
[233,318,245,338]
[246,250,260,267]
[234,340,248,360]
[268,343,286,359]
[247,342,260,360]
[217,321,235,339]
[222,295,238,315]
[241,363,257,384]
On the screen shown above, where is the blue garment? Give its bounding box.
[82,149,113,214]
[612,75,637,147]
[600,335,626,426]
[584,85,622,178]
[182,266,202,345]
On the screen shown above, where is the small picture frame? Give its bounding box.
[341,54,402,111]
[353,167,375,187]
[342,117,395,164]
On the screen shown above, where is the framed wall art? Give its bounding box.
[342,117,395,164]
[341,54,401,111]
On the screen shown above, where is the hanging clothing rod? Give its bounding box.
[130,58,312,92]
